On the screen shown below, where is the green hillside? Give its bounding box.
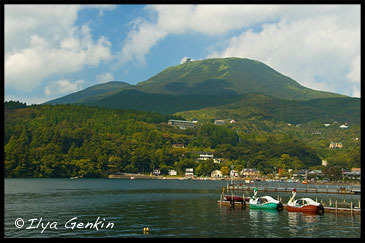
[5,103,360,178]
[176,93,360,125]
[86,89,242,114]
[136,57,345,100]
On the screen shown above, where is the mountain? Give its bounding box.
[46,57,347,113]
[45,81,131,104]
[176,93,360,125]
[135,57,345,100]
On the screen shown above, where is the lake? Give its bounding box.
[4,178,361,238]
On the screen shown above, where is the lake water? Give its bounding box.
[4,178,361,238]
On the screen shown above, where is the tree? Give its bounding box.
[220,166,230,176]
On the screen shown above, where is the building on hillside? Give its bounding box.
[324,123,331,127]
[311,131,322,135]
[181,57,192,64]
[168,119,196,129]
[329,142,343,149]
[185,168,194,177]
[172,144,185,148]
[213,158,222,164]
[230,119,236,124]
[322,160,328,166]
[214,120,226,125]
[211,170,223,178]
[153,169,161,176]
[198,152,214,161]
[340,124,348,129]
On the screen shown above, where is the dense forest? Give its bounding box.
[4,101,360,178]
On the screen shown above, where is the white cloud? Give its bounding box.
[206,6,360,97]
[120,5,281,64]
[44,79,85,97]
[5,5,114,93]
[97,73,115,83]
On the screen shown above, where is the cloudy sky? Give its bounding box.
[5,4,361,104]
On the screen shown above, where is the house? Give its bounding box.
[213,158,222,164]
[211,170,223,178]
[185,168,194,177]
[230,120,236,124]
[168,119,196,129]
[340,124,348,129]
[214,120,226,125]
[311,131,322,135]
[198,152,214,161]
[324,124,331,127]
[153,169,161,176]
[168,169,177,176]
[292,169,307,179]
[308,170,322,178]
[230,170,238,177]
[172,144,185,149]
[240,168,260,178]
[329,142,343,149]
[342,168,361,180]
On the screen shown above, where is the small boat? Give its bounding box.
[130,177,135,180]
[70,176,79,180]
[249,188,283,210]
[287,189,324,214]
[224,195,250,203]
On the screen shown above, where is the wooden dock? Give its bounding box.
[217,200,361,215]
[226,184,360,195]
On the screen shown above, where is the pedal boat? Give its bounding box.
[249,188,283,210]
[287,189,324,214]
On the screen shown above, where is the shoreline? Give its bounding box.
[107,174,361,186]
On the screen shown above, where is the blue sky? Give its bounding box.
[5,4,361,104]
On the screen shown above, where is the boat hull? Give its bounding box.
[249,203,280,210]
[287,205,323,213]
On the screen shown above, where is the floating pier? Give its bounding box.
[217,200,361,215]
[226,183,360,195]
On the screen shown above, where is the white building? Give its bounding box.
[214,120,226,125]
[185,168,194,177]
[168,170,177,176]
[211,170,223,178]
[340,124,348,129]
[181,57,192,64]
[230,170,238,177]
[198,152,214,161]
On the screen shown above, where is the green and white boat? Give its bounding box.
[249,188,283,210]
